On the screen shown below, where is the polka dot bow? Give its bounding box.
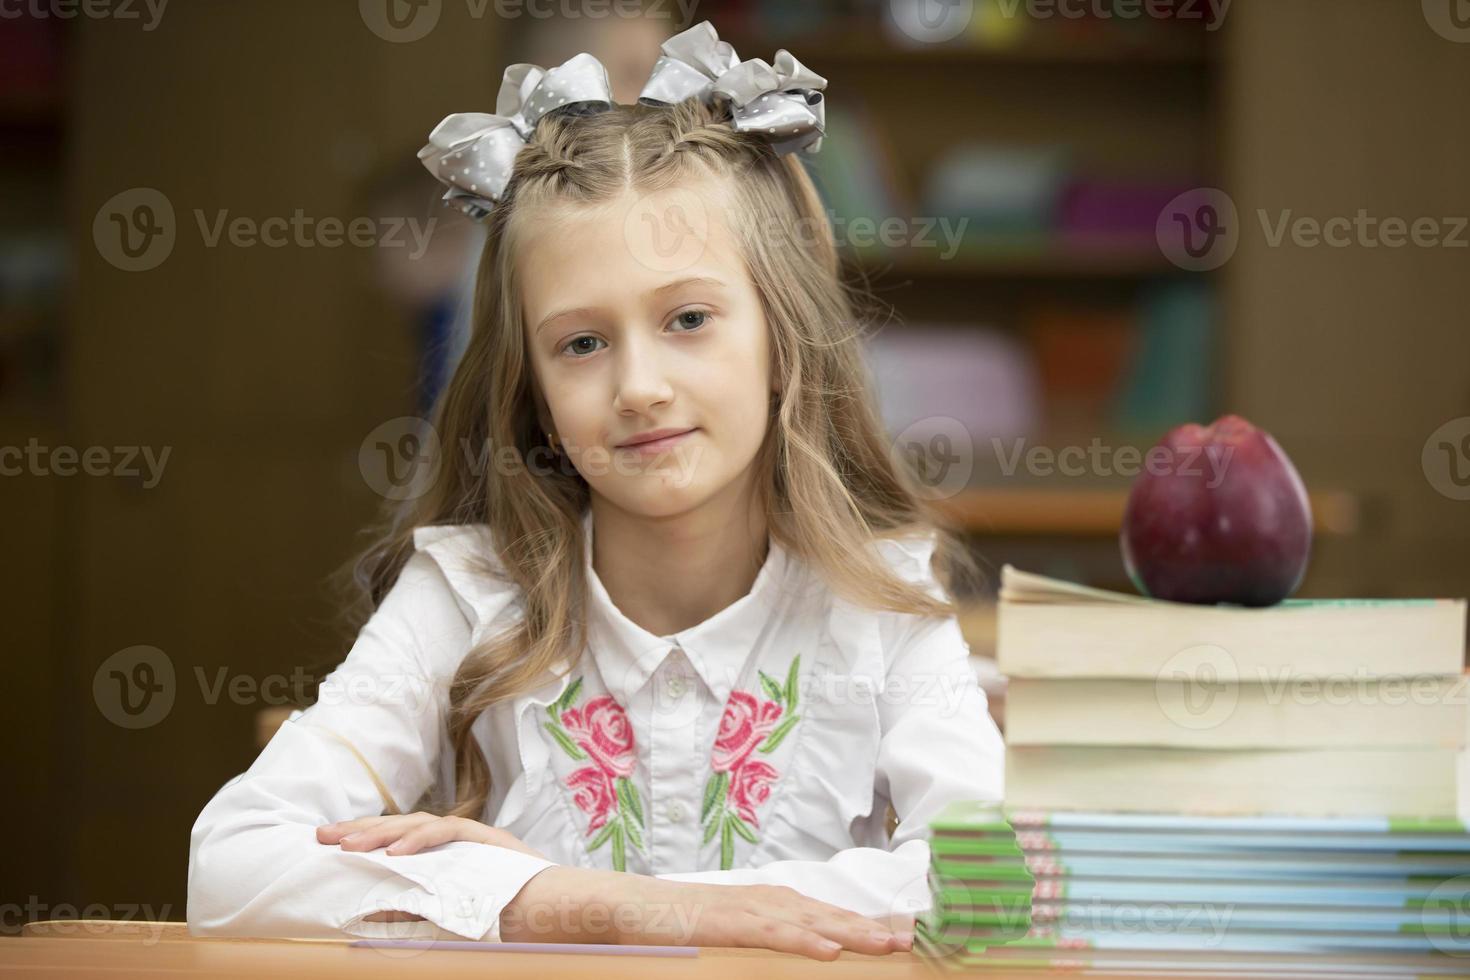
[638,20,828,157]
[417,51,615,219]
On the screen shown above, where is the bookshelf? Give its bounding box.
[734,20,1215,68]
[731,6,1377,597]
[728,5,1230,588]
[849,242,1184,280]
[934,487,1361,538]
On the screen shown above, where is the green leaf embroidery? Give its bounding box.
[702,810,722,845]
[622,808,646,854]
[612,822,626,871]
[758,714,799,754]
[784,654,801,713]
[587,819,617,851]
[616,776,645,829]
[758,671,785,705]
[719,812,734,869]
[728,813,759,844]
[701,770,728,824]
[544,722,587,760]
[554,676,583,714]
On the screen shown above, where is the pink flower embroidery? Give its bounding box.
[544,678,647,871]
[712,691,784,773]
[729,759,779,826]
[566,765,616,832]
[702,654,802,869]
[561,694,637,778]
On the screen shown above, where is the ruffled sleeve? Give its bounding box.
[187,525,556,943]
[406,526,578,847]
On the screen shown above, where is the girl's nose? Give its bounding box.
[612,340,675,415]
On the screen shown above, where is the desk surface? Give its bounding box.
[0,928,935,980]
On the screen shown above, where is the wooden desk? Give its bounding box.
[1,922,938,979]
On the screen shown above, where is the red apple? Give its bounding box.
[1121,415,1312,606]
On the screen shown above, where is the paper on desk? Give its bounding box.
[349,939,699,956]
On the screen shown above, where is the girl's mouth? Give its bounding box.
[616,428,698,455]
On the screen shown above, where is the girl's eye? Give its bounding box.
[669,309,710,332]
[561,335,605,358]
[560,311,709,358]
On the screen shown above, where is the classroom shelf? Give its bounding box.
[727,27,1214,68]
[933,487,1360,537]
[846,242,1186,281]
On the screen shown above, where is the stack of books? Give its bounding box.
[918,808,1470,974]
[916,801,1034,963]
[932,566,1470,974]
[999,566,1468,818]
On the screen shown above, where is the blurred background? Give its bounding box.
[3,0,1469,936]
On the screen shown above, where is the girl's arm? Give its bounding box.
[656,606,1004,921]
[186,551,556,942]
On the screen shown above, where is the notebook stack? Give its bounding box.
[946,565,1470,974]
[915,801,1035,965]
[917,809,1470,975]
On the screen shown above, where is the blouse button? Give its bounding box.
[665,676,687,699]
[666,802,686,823]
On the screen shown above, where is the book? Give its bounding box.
[924,808,1470,970]
[1004,675,1470,749]
[997,566,1467,680]
[1005,745,1470,819]
[920,801,1034,963]
[924,932,1470,965]
[938,849,1470,880]
[935,872,1468,908]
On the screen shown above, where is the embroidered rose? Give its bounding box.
[544,677,647,872]
[566,764,616,832]
[729,759,779,826]
[562,694,636,778]
[702,654,803,869]
[711,691,784,773]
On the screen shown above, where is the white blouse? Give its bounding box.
[187,508,1004,942]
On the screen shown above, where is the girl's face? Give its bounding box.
[518,177,775,519]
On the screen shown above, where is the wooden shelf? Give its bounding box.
[730,29,1214,69]
[934,487,1360,537]
[847,242,1184,281]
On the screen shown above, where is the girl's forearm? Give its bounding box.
[498,865,640,944]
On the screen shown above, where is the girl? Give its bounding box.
[187,20,1004,961]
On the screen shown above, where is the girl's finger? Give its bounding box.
[337,814,439,851]
[315,815,393,843]
[384,819,473,855]
[766,905,896,956]
[386,820,539,858]
[758,892,899,955]
[735,913,843,961]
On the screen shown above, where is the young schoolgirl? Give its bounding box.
[187,20,1004,961]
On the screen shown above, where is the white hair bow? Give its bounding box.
[417,51,614,218]
[418,22,828,220]
[638,20,828,156]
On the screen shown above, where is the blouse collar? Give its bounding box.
[579,507,794,707]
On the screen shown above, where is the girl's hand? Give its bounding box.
[500,866,913,960]
[316,812,549,860]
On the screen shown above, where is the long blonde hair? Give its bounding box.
[351,96,978,820]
